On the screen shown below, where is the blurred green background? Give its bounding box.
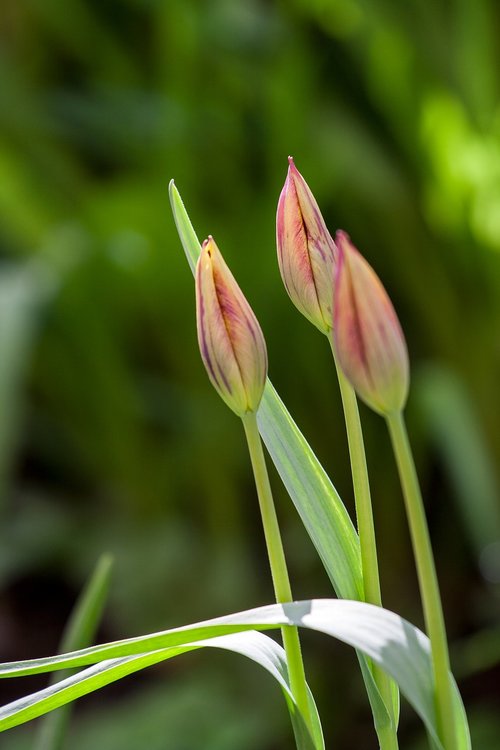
[1,0,500,747]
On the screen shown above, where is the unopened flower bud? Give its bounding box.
[276,157,337,333]
[196,236,267,417]
[333,231,409,415]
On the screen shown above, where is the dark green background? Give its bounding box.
[1,1,500,747]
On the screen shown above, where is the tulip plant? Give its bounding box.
[0,160,471,750]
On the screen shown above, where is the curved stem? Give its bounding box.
[331,344,398,749]
[242,412,312,736]
[387,410,456,750]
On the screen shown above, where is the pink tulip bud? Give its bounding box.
[196,236,268,417]
[333,231,409,415]
[276,157,337,333]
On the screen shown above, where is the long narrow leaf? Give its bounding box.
[258,383,362,600]
[33,554,113,750]
[56,554,113,655]
[0,599,469,749]
[3,631,322,750]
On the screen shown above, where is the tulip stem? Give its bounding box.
[242,412,313,739]
[386,410,456,750]
[331,344,399,749]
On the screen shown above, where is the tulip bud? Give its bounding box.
[276,157,337,334]
[333,231,409,415]
[196,236,268,417]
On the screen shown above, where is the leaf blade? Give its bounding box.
[257,383,362,600]
[2,631,323,750]
[32,554,113,750]
[0,599,469,748]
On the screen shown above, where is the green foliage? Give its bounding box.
[0,600,470,749]
[33,554,113,750]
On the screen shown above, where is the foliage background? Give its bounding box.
[1,0,500,747]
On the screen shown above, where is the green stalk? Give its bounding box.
[387,410,456,750]
[331,344,398,750]
[242,411,312,735]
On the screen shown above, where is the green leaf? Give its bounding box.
[57,554,113,655]
[2,631,322,750]
[169,181,199,276]
[257,383,362,600]
[168,181,394,737]
[0,599,470,749]
[32,554,113,750]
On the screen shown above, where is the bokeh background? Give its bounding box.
[1,0,500,747]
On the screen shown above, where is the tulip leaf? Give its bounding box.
[3,633,322,750]
[0,599,470,749]
[32,554,113,750]
[169,180,199,275]
[257,383,362,600]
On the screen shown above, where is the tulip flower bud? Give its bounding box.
[333,231,409,415]
[276,157,337,334]
[196,236,268,417]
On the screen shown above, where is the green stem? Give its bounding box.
[334,357,382,607]
[387,411,456,750]
[242,412,312,736]
[332,345,398,750]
